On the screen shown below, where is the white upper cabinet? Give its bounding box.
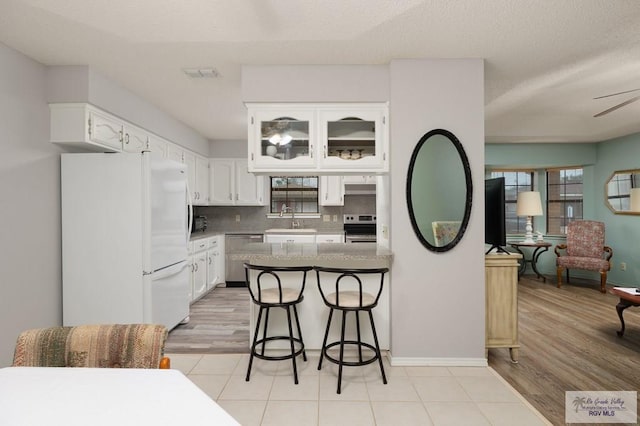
[147,135,170,159]
[319,175,344,206]
[318,107,386,171]
[121,123,148,153]
[183,151,209,205]
[210,159,265,206]
[50,103,122,152]
[248,107,316,172]
[247,103,388,175]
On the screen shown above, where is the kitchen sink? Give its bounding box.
[264,228,317,234]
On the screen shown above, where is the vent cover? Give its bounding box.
[182,68,220,79]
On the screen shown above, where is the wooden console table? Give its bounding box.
[485,253,522,363]
[610,287,640,337]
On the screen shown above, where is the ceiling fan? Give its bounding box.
[593,88,640,117]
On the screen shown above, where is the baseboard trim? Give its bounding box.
[389,356,488,367]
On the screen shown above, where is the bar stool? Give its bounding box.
[314,266,388,394]
[244,263,312,384]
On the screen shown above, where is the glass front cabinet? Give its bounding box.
[247,103,388,174]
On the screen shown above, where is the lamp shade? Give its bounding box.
[630,188,640,212]
[516,191,543,216]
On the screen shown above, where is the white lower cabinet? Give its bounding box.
[264,234,316,244]
[189,239,209,302]
[207,236,225,290]
[315,233,345,243]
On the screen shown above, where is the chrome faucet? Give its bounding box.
[280,203,300,228]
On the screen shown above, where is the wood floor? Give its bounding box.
[165,286,250,354]
[489,275,640,426]
[167,276,640,425]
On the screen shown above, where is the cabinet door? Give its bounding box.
[264,234,316,243]
[148,135,169,159]
[248,107,316,171]
[316,233,345,243]
[235,160,265,205]
[195,156,210,205]
[318,107,387,171]
[214,236,225,287]
[192,251,208,300]
[319,176,344,206]
[207,248,223,290]
[88,110,123,150]
[183,151,198,204]
[343,175,376,184]
[122,124,148,153]
[167,143,184,163]
[209,159,235,205]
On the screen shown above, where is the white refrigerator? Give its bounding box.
[61,152,191,330]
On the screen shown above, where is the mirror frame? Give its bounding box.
[406,128,473,252]
[605,169,640,215]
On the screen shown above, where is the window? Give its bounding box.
[546,168,583,235]
[490,170,534,234]
[270,177,319,214]
[607,172,638,211]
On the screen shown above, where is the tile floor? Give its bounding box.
[168,352,552,426]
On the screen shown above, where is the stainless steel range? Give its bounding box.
[343,214,377,244]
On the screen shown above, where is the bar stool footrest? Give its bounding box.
[251,336,305,361]
[322,340,380,367]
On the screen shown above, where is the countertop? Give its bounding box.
[227,242,392,267]
[190,229,345,241]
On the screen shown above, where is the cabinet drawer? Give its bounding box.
[190,239,210,253]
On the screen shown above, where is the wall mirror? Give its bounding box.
[605,169,640,215]
[406,129,472,252]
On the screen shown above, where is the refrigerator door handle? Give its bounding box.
[186,176,193,238]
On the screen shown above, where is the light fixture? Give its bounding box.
[516,191,543,244]
[630,188,640,212]
[267,133,292,146]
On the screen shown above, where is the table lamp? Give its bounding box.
[516,191,543,244]
[630,188,640,212]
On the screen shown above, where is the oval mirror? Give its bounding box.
[605,169,640,215]
[406,129,472,252]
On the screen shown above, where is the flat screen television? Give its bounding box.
[485,177,509,254]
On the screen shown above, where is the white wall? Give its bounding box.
[0,49,213,366]
[241,65,389,102]
[210,139,246,158]
[242,61,486,363]
[0,43,63,366]
[389,59,486,364]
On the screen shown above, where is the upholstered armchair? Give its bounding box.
[12,324,170,368]
[555,220,613,293]
[432,221,461,246]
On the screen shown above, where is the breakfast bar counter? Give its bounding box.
[227,242,393,351]
[228,242,393,266]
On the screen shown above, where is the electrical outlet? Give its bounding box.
[235,214,240,222]
[333,215,338,222]
[620,262,627,271]
[323,215,330,222]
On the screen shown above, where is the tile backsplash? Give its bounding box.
[194,194,375,233]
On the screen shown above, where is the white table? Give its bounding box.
[0,367,239,426]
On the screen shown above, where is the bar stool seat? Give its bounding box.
[244,263,312,385]
[314,266,388,394]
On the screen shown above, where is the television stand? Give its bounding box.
[485,245,510,255]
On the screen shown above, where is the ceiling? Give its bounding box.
[2,0,640,144]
